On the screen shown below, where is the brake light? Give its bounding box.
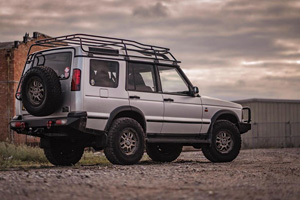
[55,119,67,125]
[47,121,53,129]
[71,69,81,91]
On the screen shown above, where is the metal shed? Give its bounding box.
[234,98,300,149]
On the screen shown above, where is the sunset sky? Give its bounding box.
[1,0,299,101]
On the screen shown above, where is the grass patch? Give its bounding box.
[0,142,151,169]
[79,151,110,166]
[0,142,49,169]
[0,142,110,169]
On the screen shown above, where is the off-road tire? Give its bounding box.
[146,143,182,162]
[21,66,62,116]
[202,120,241,162]
[43,139,84,166]
[104,118,145,165]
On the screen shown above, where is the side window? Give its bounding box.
[90,60,119,88]
[158,66,189,94]
[127,63,157,92]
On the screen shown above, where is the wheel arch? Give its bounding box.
[104,106,146,133]
[207,110,240,138]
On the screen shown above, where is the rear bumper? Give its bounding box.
[10,112,87,136]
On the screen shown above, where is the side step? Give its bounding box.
[146,134,210,144]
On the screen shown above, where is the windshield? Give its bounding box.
[32,52,72,79]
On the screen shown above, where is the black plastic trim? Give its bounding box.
[146,133,209,144]
[239,122,251,134]
[207,110,240,141]
[146,137,210,144]
[147,119,210,124]
[87,116,109,120]
[242,107,251,123]
[147,133,203,137]
[104,105,146,132]
[68,111,87,118]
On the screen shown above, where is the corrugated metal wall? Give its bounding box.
[234,99,300,148]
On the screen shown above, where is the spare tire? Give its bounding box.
[21,66,62,116]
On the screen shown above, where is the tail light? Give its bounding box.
[55,119,67,125]
[11,122,26,129]
[47,121,53,129]
[71,69,81,91]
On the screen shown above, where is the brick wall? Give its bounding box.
[0,49,10,141]
[0,35,49,144]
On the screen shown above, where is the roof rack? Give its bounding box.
[28,33,180,64]
[15,34,181,100]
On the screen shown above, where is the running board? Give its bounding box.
[146,137,210,144]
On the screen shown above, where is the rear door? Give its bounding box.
[157,65,203,134]
[84,59,129,131]
[22,49,74,117]
[127,62,164,134]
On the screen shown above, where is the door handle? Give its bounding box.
[164,98,174,102]
[129,95,140,99]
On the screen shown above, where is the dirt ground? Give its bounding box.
[0,148,299,200]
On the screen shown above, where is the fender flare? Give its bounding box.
[207,109,240,141]
[104,105,146,132]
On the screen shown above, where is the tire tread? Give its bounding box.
[202,120,241,162]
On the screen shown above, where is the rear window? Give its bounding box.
[32,52,72,79]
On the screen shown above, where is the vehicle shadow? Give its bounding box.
[137,159,212,165]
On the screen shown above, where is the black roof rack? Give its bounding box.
[28,33,180,64]
[15,34,181,100]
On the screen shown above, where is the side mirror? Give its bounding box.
[193,86,199,94]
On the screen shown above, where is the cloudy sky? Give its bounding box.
[1,0,300,101]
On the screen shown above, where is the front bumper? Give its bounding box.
[10,112,87,136]
[239,107,251,134]
[239,122,251,134]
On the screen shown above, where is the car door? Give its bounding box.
[157,65,203,134]
[84,59,129,131]
[127,62,164,134]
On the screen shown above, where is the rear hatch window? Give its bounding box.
[32,52,72,79]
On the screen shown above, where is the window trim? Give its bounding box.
[89,59,120,88]
[125,60,195,96]
[126,62,158,93]
[157,65,192,96]
[32,51,73,80]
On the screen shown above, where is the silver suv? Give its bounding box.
[10,34,251,165]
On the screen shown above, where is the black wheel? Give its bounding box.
[43,138,84,166]
[202,120,241,162]
[21,66,62,116]
[146,143,182,162]
[104,118,145,165]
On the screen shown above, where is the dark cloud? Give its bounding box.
[132,2,168,18]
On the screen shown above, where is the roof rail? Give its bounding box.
[29,33,180,64]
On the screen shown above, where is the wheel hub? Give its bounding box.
[120,129,138,155]
[28,79,44,105]
[215,131,233,154]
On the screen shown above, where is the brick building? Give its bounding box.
[0,32,50,144]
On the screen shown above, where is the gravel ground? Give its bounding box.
[0,148,299,200]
